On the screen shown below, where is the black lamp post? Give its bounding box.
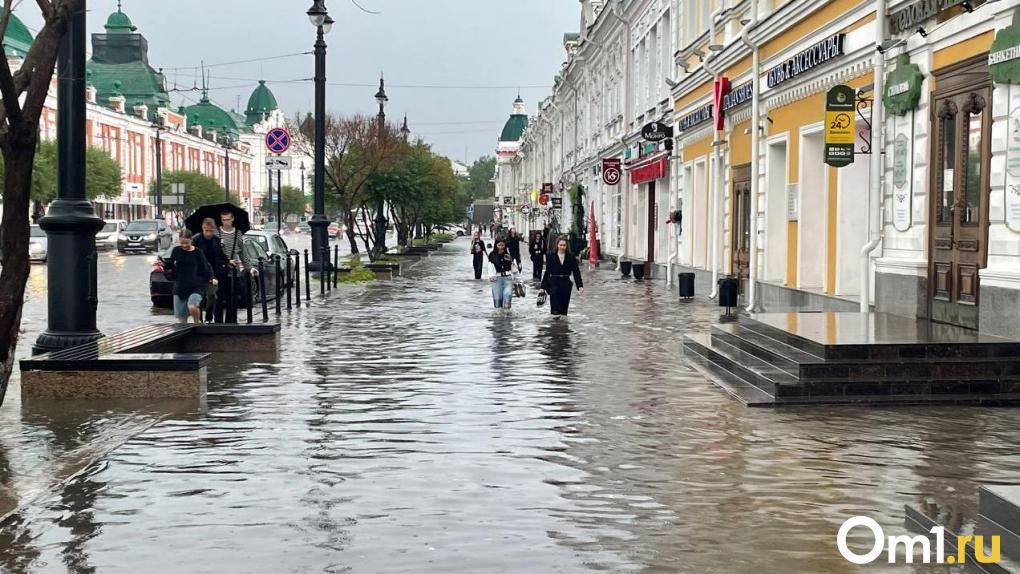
[153,117,167,219]
[221,135,233,203]
[308,0,333,269]
[373,76,388,258]
[34,4,104,354]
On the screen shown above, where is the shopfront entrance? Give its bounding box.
[929,56,991,330]
[731,164,752,282]
[646,180,656,265]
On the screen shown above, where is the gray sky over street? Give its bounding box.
[19,0,578,164]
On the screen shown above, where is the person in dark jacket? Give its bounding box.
[192,218,228,322]
[506,228,522,267]
[164,229,214,324]
[470,231,487,280]
[488,238,519,309]
[529,231,545,280]
[540,235,583,317]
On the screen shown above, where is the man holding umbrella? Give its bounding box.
[185,203,256,323]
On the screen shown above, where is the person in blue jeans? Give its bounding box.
[487,238,518,309]
[164,229,215,324]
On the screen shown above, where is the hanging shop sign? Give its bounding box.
[766,34,845,89]
[641,121,673,142]
[889,0,970,35]
[551,197,563,209]
[542,183,554,194]
[520,205,532,215]
[722,81,753,111]
[502,196,513,206]
[539,194,550,206]
[602,158,622,185]
[990,9,1020,85]
[824,85,856,167]
[629,157,668,185]
[893,131,913,232]
[884,54,924,115]
[712,77,731,130]
[677,103,713,133]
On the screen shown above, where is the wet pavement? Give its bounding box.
[2,237,1020,573]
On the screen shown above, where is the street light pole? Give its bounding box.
[34,2,104,354]
[223,136,231,203]
[373,75,388,258]
[308,1,333,269]
[154,121,164,219]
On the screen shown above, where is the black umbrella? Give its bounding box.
[184,203,251,234]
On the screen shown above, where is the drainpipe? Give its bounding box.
[861,0,887,312]
[704,6,726,299]
[742,0,761,312]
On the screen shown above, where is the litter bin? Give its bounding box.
[678,273,695,298]
[718,277,739,308]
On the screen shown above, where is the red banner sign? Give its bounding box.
[713,77,730,131]
[630,157,667,185]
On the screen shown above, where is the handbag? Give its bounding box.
[536,290,547,307]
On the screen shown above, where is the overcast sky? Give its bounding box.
[18,0,579,164]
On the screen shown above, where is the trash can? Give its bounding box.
[678,273,695,298]
[632,262,646,280]
[620,260,632,277]
[718,277,739,308]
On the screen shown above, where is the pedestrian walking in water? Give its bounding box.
[529,231,545,280]
[164,229,215,324]
[488,238,519,310]
[192,218,227,323]
[470,231,487,280]
[507,228,522,268]
[540,235,583,317]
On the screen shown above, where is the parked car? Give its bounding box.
[96,219,127,251]
[262,221,286,235]
[149,237,280,309]
[297,220,311,234]
[29,225,47,263]
[119,219,173,254]
[327,222,348,239]
[246,230,292,261]
[437,224,467,237]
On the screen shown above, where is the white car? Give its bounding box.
[439,224,467,237]
[29,225,47,263]
[96,219,127,251]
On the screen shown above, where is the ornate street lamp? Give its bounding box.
[373,75,388,257]
[308,0,333,268]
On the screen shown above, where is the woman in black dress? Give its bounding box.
[540,235,583,317]
[529,231,545,280]
[470,231,487,279]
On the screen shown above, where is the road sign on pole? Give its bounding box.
[266,156,293,170]
[265,128,292,154]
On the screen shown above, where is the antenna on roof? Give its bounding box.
[117,0,123,12]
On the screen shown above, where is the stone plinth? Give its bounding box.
[22,368,207,399]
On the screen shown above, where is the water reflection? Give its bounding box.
[1,245,1019,573]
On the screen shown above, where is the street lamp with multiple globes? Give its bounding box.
[308,0,333,269]
[373,75,388,258]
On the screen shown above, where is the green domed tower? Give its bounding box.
[185,89,245,139]
[3,14,33,58]
[245,80,279,126]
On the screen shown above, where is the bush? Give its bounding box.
[340,267,375,283]
[431,232,454,242]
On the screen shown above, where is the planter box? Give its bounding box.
[366,262,401,277]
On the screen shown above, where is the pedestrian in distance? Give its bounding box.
[192,217,228,323]
[506,227,522,268]
[488,238,519,310]
[470,231,487,280]
[529,230,545,280]
[540,235,583,318]
[164,229,215,324]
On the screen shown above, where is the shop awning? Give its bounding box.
[628,156,668,185]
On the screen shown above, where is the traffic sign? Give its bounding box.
[520,205,532,215]
[539,194,550,206]
[266,156,292,170]
[265,128,292,154]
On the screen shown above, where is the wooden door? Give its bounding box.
[731,164,752,281]
[929,57,991,330]
[647,181,656,265]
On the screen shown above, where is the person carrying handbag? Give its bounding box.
[539,234,583,318]
[487,238,519,310]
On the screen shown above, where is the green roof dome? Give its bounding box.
[185,92,245,139]
[105,9,136,33]
[499,96,528,142]
[245,80,279,126]
[3,14,33,58]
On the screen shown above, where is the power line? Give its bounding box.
[161,51,313,72]
[203,74,551,90]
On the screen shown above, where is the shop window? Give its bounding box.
[937,100,957,225]
[962,92,986,226]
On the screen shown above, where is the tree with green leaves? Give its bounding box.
[0,141,122,217]
[466,156,496,200]
[148,171,238,213]
[261,185,306,220]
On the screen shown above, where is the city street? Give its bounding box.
[2,238,1020,573]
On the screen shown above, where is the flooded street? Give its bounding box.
[2,238,1020,573]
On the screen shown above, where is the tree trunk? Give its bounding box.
[344,212,359,254]
[0,144,39,403]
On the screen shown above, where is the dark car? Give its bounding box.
[149,239,280,310]
[119,219,173,254]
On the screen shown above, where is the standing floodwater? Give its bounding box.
[2,242,1020,573]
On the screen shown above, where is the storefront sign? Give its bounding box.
[677,103,713,133]
[766,34,845,89]
[884,54,923,115]
[542,183,554,194]
[551,197,563,209]
[602,158,622,185]
[629,157,667,185]
[713,77,731,130]
[824,85,856,167]
[641,121,673,141]
[990,9,1020,85]
[1005,105,1020,231]
[893,131,913,232]
[722,81,753,111]
[888,0,969,35]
